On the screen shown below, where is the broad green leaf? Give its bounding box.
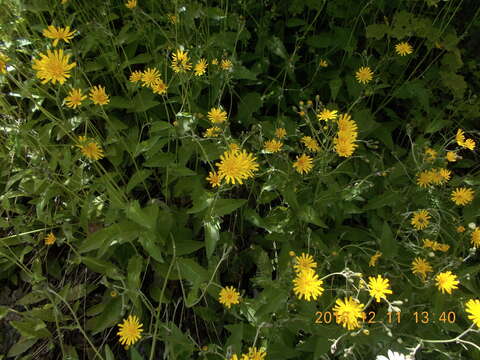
[125,200,158,231]
[86,297,122,334]
[10,318,51,339]
[7,338,38,357]
[139,231,164,263]
[105,345,115,360]
[176,258,209,286]
[211,199,247,217]
[329,78,342,101]
[379,222,397,258]
[126,170,152,192]
[81,257,123,280]
[366,24,389,39]
[127,255,143,294]
[204,218,220,259]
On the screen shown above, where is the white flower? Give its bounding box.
[376,350,409,360]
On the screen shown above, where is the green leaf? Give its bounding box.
[86,297,122,334]
[125,201,158,231]
[379,223,397,258]
[364,192,401,210]
[81,257,123,280]
[176,258,209,286]
[7,338,38,357]
[237,92,263,125]
[329,78,342,101]
[10,318,51,339]
[211,199,247,217]
[105,345,115,360]
[204,218,220,259]
[139,231,164,263]
[126,170,152,192]
[127,255,143,293]
[366,24,389,39]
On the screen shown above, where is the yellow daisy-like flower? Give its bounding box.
[293,154,313,174]
[429,169,443,185]
[292,269,324,301]
[228,143,240,152]
[42,25,76,47]
[0,52,9,73]
[218,286,241,309]
[264,139,283,153]
[32,49,76,85]
[411,257,433,281]
[424,148,437,161]
[247,347,267,360]
[203,127,221,138]
[77,136,104,160]
[368,251,382,267]
[446,151,457,162]
[64,88,86,109]
[451,187,474,206]
[171,49,192,73]
[44,232,56,245]
[333,137,358,157]
[220,59,233,70]
[89,85,110,105]
[206,171,221,187]
[216,150,259,185]
[141,68,161,88]
[438,168,451,183]
[211,58,218,65]
[301,136,320,152]
[456,129,465,147]
[275,127,287,139]
[368,275,393,303]
[456,225,465,233]
[395,41,413,56]
[355,66,373,84]
[129,70,143,83]
[194,58,207,76]
[416,170,434,188]
[435,271,459,294]
[436,243,450,252]
[293,253,317,273]
[332,297,365,330]
[117,315,143,346]
[208,107,227,124]
[471,228,480,247]
[337,113,358,136]
[125,0,137,9]
[463,138,476,151]
[151,80,168,95]
[317,109,338,121]
[411,210,431,230]
[422,238,435,249]
[319,59,328,67]
[465,299,480,328]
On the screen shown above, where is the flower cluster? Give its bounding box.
[130,67,168,95]
[333,113,358,157]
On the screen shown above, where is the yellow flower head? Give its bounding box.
[332,297,365,330]
[301,136,320,152]
[368,275,393,302]
[435,271,459,294]
[218,286,240,309]
[293,253,317,273]
[456,128,465,146]
[451,187,474,206]
[264,139,283,153]
[89,85,109,105]
[44,232,56,245]
[416,170,434,188]
[208,107,227,124]
[411,257,433,280]
[216,150,259,185]
[42,25,76,47]
[125,0,137,9]
[463,138,476,151]
[471,228,480,247]
[319,59,328,67]
[203,127,221,138]
[77,136,104,160]
[368,251,382,267]
[220,59,233,70]
[465,299,480,328]
[64,88,86,109]
[151,80,168,95]
[247,347,267,360]
[395,42,413,56]
[32,49,76,85]
[438,168,451,183]
[293,154,313,174]
[337,113,358,136]
[292,269,324,301]
[171,49,192,73]
[206,171,221,187]
[424,148,437,161]
[355,66,373,84]
[117,315,143,346]
[275,127,287,139]
[211,58,219,65]
[194,58,207,76]
[228,143,240,152]
[446,151,457,162]
[411,210,431,230]
[0,52,9,73]
[334,136,358,157]
[317,109,338,121]
[129,70,143,83]
[456,225,465,233]
[141,68,161,88]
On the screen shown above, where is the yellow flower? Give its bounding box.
[216,150,259,185]
[167,14,177,24]
[220,59,233,70]
[422,238,435,249]
[32,49,76,85]
[429,169,443,185]
[438,168,451,183]
[42,25,76,47]
[141,68,161,88]
[203,127,221,138]
[456,128,465,146]
[293,154,313,174]
[332,297,365,330]
[355,66,373,84]
[125,0,137,9]
[292,269,324,301]
[435,271,459,294]
[275,127,287,139]
[151,80,168,95]
[264,139,283,153]
[411,257,433,280]
[424,148,437,161]
[0,52,9,73]
[471,228,480,247]
[317,109,338,121]
[293,253,317,273]
[436,243,450,252]
[334,137,358,157]
[44,232,56,245]
[247,347,267,360]
[171,49,192,73]
[368,275,393,303]
[228,143,240,152]
[64,88,86,109]
[451,187,474,206]
[446,151,457,162]
[319,59,328,67]
[89,85,110,105]
[395,42,413,56]
[77,136,104,160]
[289,251,296,257]
[301,136,320,152]
[129,70,143,83]
[416,170,434,187]
[194,58,207,76]
[117,315,143,346]
[411,210,431,230]
[208,107,227,124]
[110,290,118,297]
[456,225,465,233]
[368,251,382,267]
[206,171,221,187]
[463,138,476,151]
[211,58,218,65]
[465,299,480,328]
[337,114,358,136]
[218,286,240,309]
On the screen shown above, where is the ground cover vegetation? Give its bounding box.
[0,0,479,358]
